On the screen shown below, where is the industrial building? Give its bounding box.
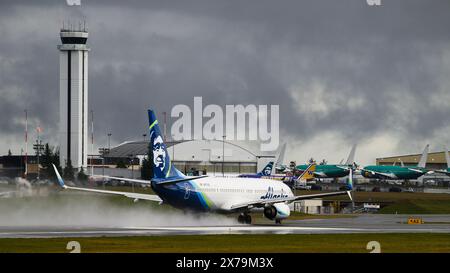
[376,150,449,170]
[92,139,275,178]
[376,149,450,186]
[58,27,89,170]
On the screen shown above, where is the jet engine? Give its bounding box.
[263,203,290,220]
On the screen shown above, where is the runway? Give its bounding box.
[0,214,449,238]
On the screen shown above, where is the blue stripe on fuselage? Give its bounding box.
[151,181,211,212]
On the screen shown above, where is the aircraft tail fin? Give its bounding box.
[275,143,286,168]
[296,163,316,182]
[417,144,429,168]
[344,144,357,165]
[148,109,185,180]
[257,161,274,176]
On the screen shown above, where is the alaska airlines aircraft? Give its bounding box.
[295,144,357,179]
[238,161,275,178]
[361,145,430,180]
[52,110,352,224]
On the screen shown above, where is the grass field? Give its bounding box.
[0,233,449,253]
[301,190,450,214]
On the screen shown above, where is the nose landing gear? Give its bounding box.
[237,213,252,224]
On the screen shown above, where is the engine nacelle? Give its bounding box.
[263,203,290,220]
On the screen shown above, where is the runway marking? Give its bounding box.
[0,224,449,238]
[124,226,363,231]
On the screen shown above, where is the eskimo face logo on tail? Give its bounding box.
[262,166,272,176]
[153,135,167,173]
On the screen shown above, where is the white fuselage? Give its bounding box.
[162,176,294,212]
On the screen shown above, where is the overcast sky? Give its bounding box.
[0,0,449,165]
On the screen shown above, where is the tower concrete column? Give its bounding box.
[58,28,89,170]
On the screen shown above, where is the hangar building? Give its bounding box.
[376,150,449,170]
[95,140,275,178]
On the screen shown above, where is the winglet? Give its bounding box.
[52,164,67,189]
[346,191,353,202]
[346,167,354,191]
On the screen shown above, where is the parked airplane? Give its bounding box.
[361,144,430,180]
[52,110,353,224]
[431,145,450,176]
[295,144,357,179]
[238,161,274,178]
[274,143,288,172]
[238,143,287,178]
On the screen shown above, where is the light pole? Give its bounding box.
[107,133,112,151]
[128,154,134,192]
[222,135,226,177]
[102,156,105,189]
[24,109,28,178]
[91,110,94,177]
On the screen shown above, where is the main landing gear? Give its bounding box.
[237,213,252,224]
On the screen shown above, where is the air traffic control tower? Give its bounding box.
[58,27,89,170]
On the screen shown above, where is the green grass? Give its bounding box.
[1,233,449,253]
[299,191,450,214]
[379,200,450,214]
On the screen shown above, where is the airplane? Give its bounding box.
[283,164,316,189]
[238,143,287,178]
[238,161,275,178]
[295,144,357,179]
[52,109,353,224]
[360,144,430,180]
[274,143,288,172]
[430,145,450,176]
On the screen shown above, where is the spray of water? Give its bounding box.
[0,181,236,228]
[14,177,33,197]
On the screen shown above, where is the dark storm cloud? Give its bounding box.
[0,0,449,161]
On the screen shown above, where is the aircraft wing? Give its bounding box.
[0,191,16,197]
[92,175,152,185]
[62,185,162,202]
[53,164,162,203]
[362,169,397,179]
[313,171,327,178]
[93,175,208,186]
[230,191,351,211]
[431,170,450,176]
[407,168,426,174]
